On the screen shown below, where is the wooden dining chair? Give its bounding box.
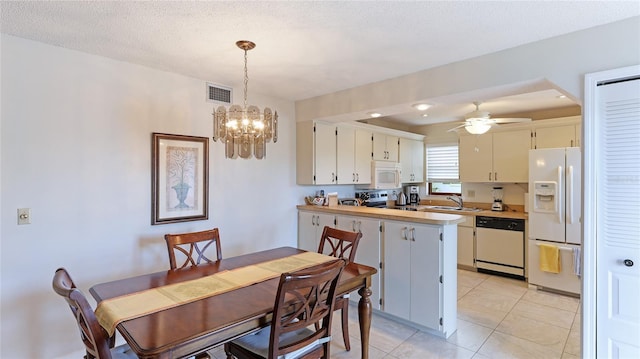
[52,268,137,359]
[164,228,222,270]
[317,226,362,351]
[224,259,346,359]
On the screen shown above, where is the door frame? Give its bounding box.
[583,64,640,358]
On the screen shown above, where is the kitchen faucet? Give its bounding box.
[447,195,463,209]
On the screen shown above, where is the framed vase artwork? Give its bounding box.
[152,133,209,225]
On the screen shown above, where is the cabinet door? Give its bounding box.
[534,125,576,149]
[457,226,475,267]
[386,135,399,162]
[354,129,372,184]
[410,139,424,182]
[383,221,411,320]
[336,125,356,184]
[400,138,414,183]
[298,212,318,251]
[409,224,441,329]
[493,129,531,182]
[373,133,388,161]
[314,123,337,184]
[336,215,381,310]
[298,212,334,252]
[459,134,493,182]
[373,133,399,161]
[400,138,424,183]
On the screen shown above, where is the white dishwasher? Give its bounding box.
[475,216,525,279]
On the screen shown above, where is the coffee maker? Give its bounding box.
[405,185,420,205]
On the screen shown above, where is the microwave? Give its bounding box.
[371,161,401,189]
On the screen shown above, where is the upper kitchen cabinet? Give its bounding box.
[336,125,372,184]
[373,133,399,161]
[459,129,531,182]
[532,116,582,149]
[296,121,337,185]
[399,138,425,183]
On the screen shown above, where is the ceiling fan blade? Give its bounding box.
[491,117,532,124]
[447,123,468,132]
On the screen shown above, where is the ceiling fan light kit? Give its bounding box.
[449,101,531,134]
[464,120,492,135]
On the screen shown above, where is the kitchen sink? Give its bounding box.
[421,205,482,212]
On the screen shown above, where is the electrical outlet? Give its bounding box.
[467,190,476,198]
[18,208,31,225]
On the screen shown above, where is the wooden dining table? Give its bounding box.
[90,247,377,359]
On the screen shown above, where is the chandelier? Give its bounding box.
[213,40,278,159]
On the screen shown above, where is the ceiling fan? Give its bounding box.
[448,101,531,134]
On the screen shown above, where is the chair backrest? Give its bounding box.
[318,226,362,263]
[269,259,345,359]
[164,228,222,270]
[52,267,114,359]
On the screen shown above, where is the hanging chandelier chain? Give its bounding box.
[243,48,248,111]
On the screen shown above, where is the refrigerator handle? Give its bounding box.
[567,165,574,224]
[557,165,563,224]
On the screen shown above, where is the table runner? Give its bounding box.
[95,251,335,336]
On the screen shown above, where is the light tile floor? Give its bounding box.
[210,269,581,359]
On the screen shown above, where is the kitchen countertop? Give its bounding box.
[297,204,528,222]
[297,205,465,225]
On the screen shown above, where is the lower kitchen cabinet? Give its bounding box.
[298,211,335,252]
[335,215,382,310]
[383,221,457,336]
[457,215,475,268]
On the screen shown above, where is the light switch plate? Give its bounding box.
[18,208,31,225]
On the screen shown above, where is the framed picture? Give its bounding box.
[152,133,209,225]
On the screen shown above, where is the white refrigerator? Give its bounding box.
[528,147,581,295]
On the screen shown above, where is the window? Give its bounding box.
[426,143,461,195]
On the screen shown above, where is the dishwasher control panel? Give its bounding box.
[476,216,525,231]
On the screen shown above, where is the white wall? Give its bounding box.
[296,17,640,123]
[0,35,302,358]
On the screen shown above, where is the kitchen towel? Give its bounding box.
[539,243,561,273]
[573,247,581,278]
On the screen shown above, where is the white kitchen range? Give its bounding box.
[528,147,582,295]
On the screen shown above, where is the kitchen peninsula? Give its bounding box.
[297,204,464,338]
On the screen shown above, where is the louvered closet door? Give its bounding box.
[596,77,640,358]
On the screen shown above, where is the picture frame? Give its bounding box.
[152,133,209,225]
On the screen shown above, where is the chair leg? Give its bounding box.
[341,305,351,351]
[223,343,234,359]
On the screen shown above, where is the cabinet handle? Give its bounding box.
[352,220,356,232]
[312,215,317,226]
[356,173,359,182]
[353,173,356,182]
[357,221,362,232]
[331,172,336,183]
[401,227,408,240]
[495,172,498,181]
[489,172,492,181]
[410,227,416,241]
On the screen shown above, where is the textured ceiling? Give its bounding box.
[2,1,639,124]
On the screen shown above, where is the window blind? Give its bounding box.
[426,144,459,181]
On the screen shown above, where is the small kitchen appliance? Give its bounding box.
[395,191,407,206]
[405,185,420,205]
[491,187,504,211]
